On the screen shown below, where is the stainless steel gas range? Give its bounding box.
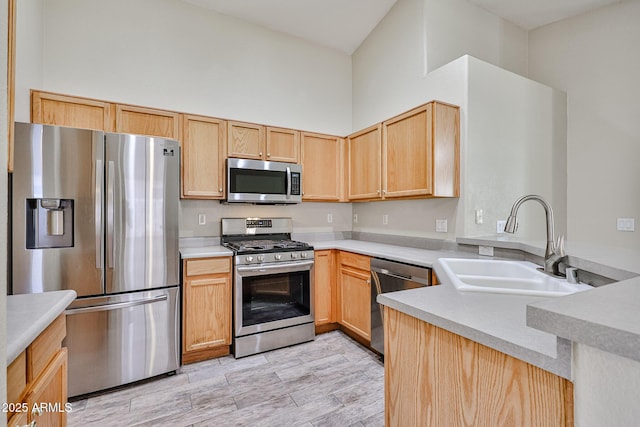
[221,218,315,357]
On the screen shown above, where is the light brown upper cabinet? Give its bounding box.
[300,132,346,202]
[348,124,382,200]
[31,90,115,132]
[266,126,299,163]
[115,104,180,140]
[227,121,266,160]
[383,101,459,199]
[181,114,227,199]
[227,121,299,163]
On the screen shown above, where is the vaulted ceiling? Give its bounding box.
[181,0,623,54]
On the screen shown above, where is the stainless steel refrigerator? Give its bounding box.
[11,122,180,397]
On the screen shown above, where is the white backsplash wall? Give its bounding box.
[180,200,352,238]
[352,199,459,241]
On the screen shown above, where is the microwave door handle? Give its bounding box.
[286,166,291,200]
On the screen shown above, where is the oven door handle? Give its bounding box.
[236,260,314,275]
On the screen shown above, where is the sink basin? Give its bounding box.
[436,258,592,297]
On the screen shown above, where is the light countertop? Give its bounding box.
[7,290,77,364]
[528,275,640,364]
[180,235,639,376]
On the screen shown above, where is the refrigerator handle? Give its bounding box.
[65,294,168,315]
[107,160,115,269]
[95,159,103,269]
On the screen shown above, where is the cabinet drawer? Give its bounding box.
[27,314,65,382]
[185,257,231,276]
[340,252,370,271]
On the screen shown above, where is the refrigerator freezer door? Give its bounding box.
[105,134,180,293]
[64,287,180,397]
[12,123,105,297]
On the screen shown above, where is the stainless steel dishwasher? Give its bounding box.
[370,258,432,354]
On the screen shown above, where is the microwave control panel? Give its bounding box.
[291,173,301,195]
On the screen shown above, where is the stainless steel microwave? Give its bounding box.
[226,158,302,204]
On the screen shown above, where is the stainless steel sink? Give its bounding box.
[436,258,592,297]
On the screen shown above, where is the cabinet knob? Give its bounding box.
[219,188,223,192]
[259,152,263,157]
[267,153,271,157]
[377,190,380,194]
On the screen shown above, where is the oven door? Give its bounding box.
[235,260,314,337]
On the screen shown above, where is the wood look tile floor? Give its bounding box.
[68,331,385,426]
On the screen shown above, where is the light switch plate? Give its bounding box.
[617,218,635,231]
[496,220,506,234]
[436,219,448,233]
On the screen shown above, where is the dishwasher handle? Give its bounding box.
[371,267,430,287]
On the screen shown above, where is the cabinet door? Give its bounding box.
[115,104,180,140]
[348,124,382,200]
[31,90,114,131]
[339,266,371,341]
[183,275,232,353]
[181,114,226,199]
[383,104,433,198]
[314,250,335,325]
[227,121,265,160]
[26,348,68,427]
[183,258,232,360]
[266,127,299,163]
[301,132,345,201]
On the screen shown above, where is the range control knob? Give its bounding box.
[291,252,299,259]
[275,254,283,261]
[301,252,308,259]
[245,256,254,263]
[257,255,265,262]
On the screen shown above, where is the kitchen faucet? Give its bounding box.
[504,194,566,276]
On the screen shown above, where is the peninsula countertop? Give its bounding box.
[7,290,77,364]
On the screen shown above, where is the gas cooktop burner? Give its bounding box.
[225,239,312,254]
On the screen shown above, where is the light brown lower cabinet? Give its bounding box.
[182,257,233,364]
[314,250,336,327]
[338,252,371,343]
[384,307,574,427]
[7,314,69,427]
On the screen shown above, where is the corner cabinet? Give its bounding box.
[338,252,372,343]
[7,315,68,427]
[181,114,227,199]
[384,307,573,426]
[301,132,346,202]
[182,257,233,364]
[346,101,460,202]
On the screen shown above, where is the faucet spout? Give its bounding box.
[504,194,564,276]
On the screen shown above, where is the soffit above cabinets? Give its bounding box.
[180,0,623,53]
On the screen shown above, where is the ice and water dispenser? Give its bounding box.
[26,198,74,249]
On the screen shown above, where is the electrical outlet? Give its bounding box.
[617,218,635,232]
[382,214,389,225]
[479,246,494,256]
[436,219,448,233]
[496,220,506,234]
[198,213,206,225]
[353,214,358,224]
[327,213,333,224]
[475,209,484,225]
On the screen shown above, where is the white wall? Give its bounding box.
[424,0,528,76]
[465,57,567,239]
[529,1,640,249]
[14,0,356,238]
[16,0,352,136]
[573,343,640,426]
